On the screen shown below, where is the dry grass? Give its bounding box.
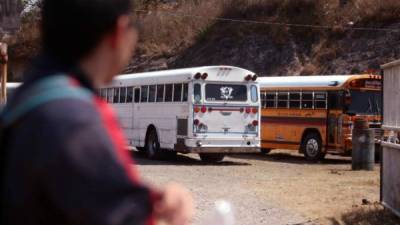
[326,203,400,225]
[7,0,400,75]
[348,0,400,24]
[136,0,227,57]
[136,0,400,58]
[13,0,400,60]
[300,63,318,75]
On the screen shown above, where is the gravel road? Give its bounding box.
[134,152,321,225]
[131,149,396,225]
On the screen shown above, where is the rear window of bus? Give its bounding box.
[205,84,247,102]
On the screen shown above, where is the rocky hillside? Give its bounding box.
[130,0,400,76]
[4,0,400,80]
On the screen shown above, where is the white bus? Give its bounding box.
[6,82,21,98]
[100,66,261,162]
[0,82,21,106]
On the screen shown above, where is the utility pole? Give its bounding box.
[0,42,7,104]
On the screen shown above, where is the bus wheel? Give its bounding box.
[302,133,325,162]
[145,129,161,159]
[136,147,146,152]
[199,153,225,163]
[164,151,178,159]
[261,148,271,154]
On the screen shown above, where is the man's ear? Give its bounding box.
[109,15,131,48]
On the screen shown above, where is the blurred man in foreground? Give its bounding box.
[0,0,193,225]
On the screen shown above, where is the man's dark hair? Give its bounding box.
[42,0,133,64]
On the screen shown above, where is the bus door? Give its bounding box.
[327,91,344,150]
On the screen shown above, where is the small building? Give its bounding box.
[381,59,400,218]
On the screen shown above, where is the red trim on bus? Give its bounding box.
[261,116,326,126]
[262,140,299,145]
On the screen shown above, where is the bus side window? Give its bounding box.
[194,83,201,103]
[173,83,182,102]
[127,87,133,103]
[114,88,120,103]
[328,91,343,109]
[107,88,113,103]
[182,83,188,102]
[141,85,148,103]
[148,85,156,103]
[261,92,266,108]
[156,84,165,102]
[289,92,301,108]
[120,87,127,103]
[165,84,173,102]
[101,89,107,100]
[250,85,258,103]
[134,88,140,103]
[315,92,327,109]
[302,92,313,109]
[266,92,276,108]
[278,92,288,108]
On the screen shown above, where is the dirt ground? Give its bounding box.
[133,150,400,225]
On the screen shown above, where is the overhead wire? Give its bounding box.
[134,9,400,32]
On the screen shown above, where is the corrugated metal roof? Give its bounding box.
[381,59,400,69]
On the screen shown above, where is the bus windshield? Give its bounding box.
[205,84,247,102]
[346,90,382,115]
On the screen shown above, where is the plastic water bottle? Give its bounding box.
[204,200,235,225]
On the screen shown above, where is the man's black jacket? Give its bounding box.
[0,56,155,225]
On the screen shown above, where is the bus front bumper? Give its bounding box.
[175,137,260,153]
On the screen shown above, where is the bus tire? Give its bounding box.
[145,129,162,159]
[301,133,325,162]
[261,148,271,154]
[136,147,146,152]
[199,153,225,163]
[164,150,178,159]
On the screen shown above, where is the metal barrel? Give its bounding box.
[352,118,375,170]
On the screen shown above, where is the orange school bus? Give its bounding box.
[258,75,382,161]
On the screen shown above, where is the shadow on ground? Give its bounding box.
[326,204,400,225]
[229,152,352,165]
[130,151,251,166]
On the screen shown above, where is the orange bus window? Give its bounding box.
[289,92,301,109]
[302,92,313,109]
[277,92,288,108]
[265,92,276,108]
[328,91,343,109]
[315,92,327,109]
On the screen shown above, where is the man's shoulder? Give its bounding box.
[33,97,101,126]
